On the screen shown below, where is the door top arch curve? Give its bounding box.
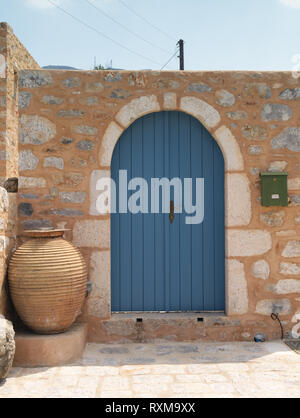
[99,95,244,172]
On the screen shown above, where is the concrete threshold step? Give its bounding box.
[13,322,88,367]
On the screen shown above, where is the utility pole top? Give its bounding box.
[177,39,184,71]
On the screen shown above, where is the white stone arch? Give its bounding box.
[94,94,251,319]
[99,95,245,173]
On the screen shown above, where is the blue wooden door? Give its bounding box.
[111,111,225,312]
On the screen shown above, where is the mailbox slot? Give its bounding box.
[260,172,288,207]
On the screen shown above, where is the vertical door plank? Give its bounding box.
[191,117,204,311]
[202,128,216,311]
[179,113,192,311]
[119,128,132,311]
[142,114,156,311]
[154,112,166,310]
[131,119,144,311]
[213,141,226,311]
[111,141,120,311]
[169,112,181,311]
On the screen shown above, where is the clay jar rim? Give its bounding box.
[20,229,71,238]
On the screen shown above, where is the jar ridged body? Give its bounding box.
[8,231,87,334]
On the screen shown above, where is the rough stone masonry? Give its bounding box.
[1,22,300,343]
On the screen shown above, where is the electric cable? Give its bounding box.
[84,0,170,54]
[271,313,284,340]
[47,0,162,67]
[160,47,179,70]
[118,0,177,42]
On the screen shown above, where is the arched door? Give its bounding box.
[111,111,225,312]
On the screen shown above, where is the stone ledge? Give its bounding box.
[88,313,283,343]
[13,323,87,368]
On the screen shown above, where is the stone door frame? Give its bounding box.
[89,94,252,319]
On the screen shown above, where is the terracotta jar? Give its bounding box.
[8,230,87,335]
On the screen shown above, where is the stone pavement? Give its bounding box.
[0,341,299,398]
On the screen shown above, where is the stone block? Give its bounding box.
[242,125,267,141]
[110,89,132,99]
[188,83,211,93]
[72,125,98,136]
[88,251,110,319]
[0,54,5,78]
[116,95,160,128]
[290,195,300,206]
[13,323,87,367]
[279,88,300,100]
[268,280,300,295]
[19,150,39,171]
[163,93,177,109]
[22,219,53,230]
[18,202,34,217]
[252,260,270,280]
[62,77,81,88]
[61,137,74,145]
[228,230,272,257]
[153,79,180,89]
[42,95,64,105]
[214,126,244,171]
[244,82,272,99]
[79,96,98,106]
[40,208,83,217]
[19,70,53,88]
[0,316,15,380]
[85,82,104,93]
[19,177,46,189]
[261,104,293,121]
[105,73,122,82]
[43,157,64,170]
[280,262,300,276]
[228,260,248,315]
[260,211,285,227]
[226,111,248,120]
[269,161,288,172]
[0,187,8,213]
[90,170,111,216]
[216,90,235,107]
[18,92,32,109]
[255,299,291,315]
[60,192,86,204]
[77,140,94,151]
[19,115,56,145]
[181,96,220,128]
[282,241,300,258]
[272,128,300,152]
[100,122,123,166]
[52,172,84,187]
[288,178,300,191]
[57,110,85,118]
[248,145,263,155]
[227,174,251,226]
[73,220,110,248]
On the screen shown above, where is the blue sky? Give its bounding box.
[2,0,300,71]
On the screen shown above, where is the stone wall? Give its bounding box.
[17,68,300,341]
[0,23,39,316]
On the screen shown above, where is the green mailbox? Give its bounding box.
[260,172,288,207]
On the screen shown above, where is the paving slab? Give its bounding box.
[0,341,299,398]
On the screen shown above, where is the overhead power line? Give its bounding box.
[118,0,177,42]
[160,47,179,71]
[84,0,170,54]
[47,0,162,66]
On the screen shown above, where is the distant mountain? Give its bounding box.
[42,65,128,71]
[42,65,79,70]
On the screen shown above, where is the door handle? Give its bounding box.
[170,201,174,224]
